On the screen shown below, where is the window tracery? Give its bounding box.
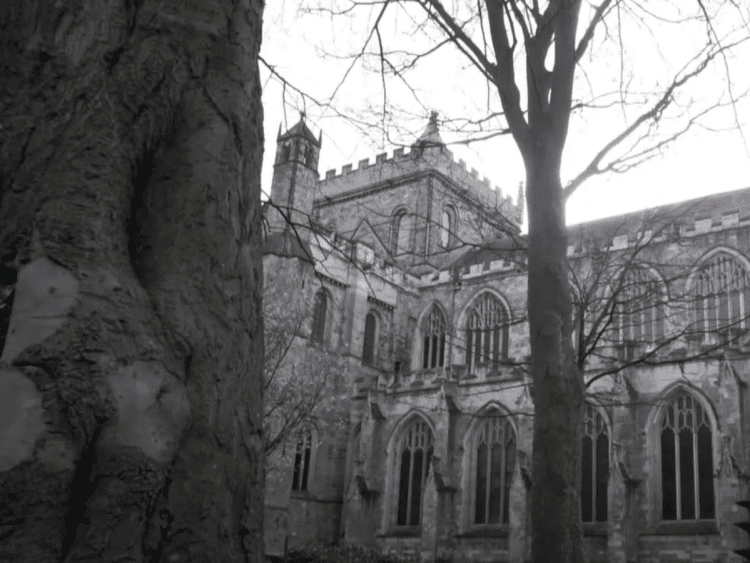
[473,415,516,525]
[693,253,750,337]
[396,419,434,527]
[581,405,608,522]
[422,305,446,369]
[465,294,509,373]
[660,393,714,521]
[611,266,664,350]
[292,427,313,492]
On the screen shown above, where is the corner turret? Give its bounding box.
[274,112,322,170]
[267,113,322,237]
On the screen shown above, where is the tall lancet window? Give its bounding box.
[310,291,327,344]
[396,420,434,527]
[473,416,516,525]
[422,306,446,369]
[392,210,411,255]
[440,205,456,249]
[581,405,609,522]
[661,393,714,521]
[362,312,377,366]
[291,427,313,492]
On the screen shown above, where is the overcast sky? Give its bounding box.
[259,2,750,227]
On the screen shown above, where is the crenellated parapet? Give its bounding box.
[319,143,523,224]
[566,188,750,257]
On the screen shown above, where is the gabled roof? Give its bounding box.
[350,218,391,256]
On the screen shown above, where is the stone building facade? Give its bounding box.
[263,114,750,562]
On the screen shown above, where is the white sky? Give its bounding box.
[259,2,750,228]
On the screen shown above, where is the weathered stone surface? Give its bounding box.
[263,115,750,562]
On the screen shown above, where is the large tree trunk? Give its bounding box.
[526,153,585,563]
[0,1,265,562]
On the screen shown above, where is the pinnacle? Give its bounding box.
[417,111,444,147]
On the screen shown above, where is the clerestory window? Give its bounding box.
[440,205,456,249]
[392,210,411,255]
[611,266,664,350]
[693,253,750,338]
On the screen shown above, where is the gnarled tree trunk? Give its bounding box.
[0,1,265,561]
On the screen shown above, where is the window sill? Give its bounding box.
[643,520,718,536]
[583,522,608,537]
[455,526,509,539]
[381,526,421,538]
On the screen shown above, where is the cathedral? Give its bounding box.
[262,113,750,563]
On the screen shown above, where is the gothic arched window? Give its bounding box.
[611,267,664,349]
[362,312,377,366]
[581,405,609,522]
[392,210,411,255]
[661,393,715,521]
[473,415,516,525]
[465,294,509,373]
[422,305,446,369]
[310,291,327,344]
[440,205,456,249]
[396,419,434,527]
[304,144,315,167]
[693,253,750,337]
[292,426,313,492]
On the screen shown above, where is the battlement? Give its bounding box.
[319,144,519,221]
[417,257,522,287]
[566,186,750,256]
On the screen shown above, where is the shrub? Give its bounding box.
[286,544,420,563]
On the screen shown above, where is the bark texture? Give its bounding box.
[0,1,265,561]
[525,155,585,563]
[486,0,587,558]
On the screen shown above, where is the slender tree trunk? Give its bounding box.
[0,1,265,561]
[526,152,585,563]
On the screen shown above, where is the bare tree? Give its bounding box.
[263,281,340,457]
[0,2,265,561]
[298,2,750,560]
[568,201,750,384]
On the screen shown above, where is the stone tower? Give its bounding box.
[267,113,322,236]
